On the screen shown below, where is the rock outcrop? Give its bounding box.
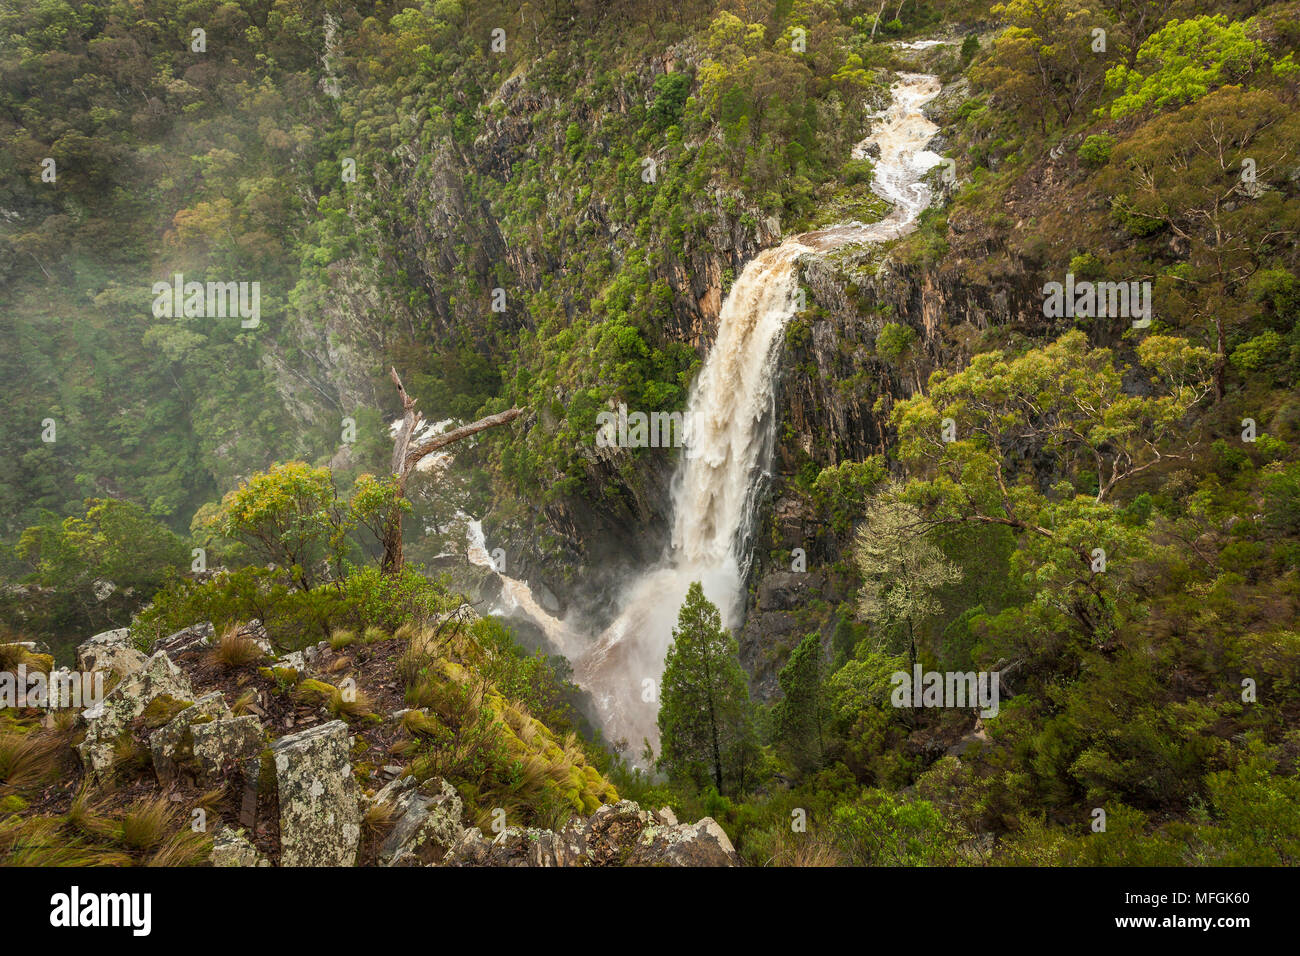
[150,692,231,784]
[77,650,194,778]
[270,720,362,867]
[76,626,147,678]
[63,622,736,868]
[211,828,271,867]
[373,776,463,866]
[445,800,738,868]
[191,715,265,787]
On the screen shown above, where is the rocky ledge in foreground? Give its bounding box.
[3,625,738,868]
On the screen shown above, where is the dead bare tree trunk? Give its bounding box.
[383,367,524,574]
[870,0,887,39]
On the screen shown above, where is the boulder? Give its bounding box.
[274,650,308,673]
[444,825,576,867]
[77,651,193,778]
[442,800,737,867]
[76,627,146,678]
[377,778,464,866]
[270,720,361,866]
[153,622,215,656]
[276,640,330,674]
[240,620,274,655]
[150,692,230,784]
[191,715,265,787]
[584,800,655,865]
[211,827,271,867]
[369,773,417,809]
[628,816,738,867]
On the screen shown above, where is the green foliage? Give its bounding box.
[771,633,831,774]
[1230,331,1284,373]
[134,564,458,652]
[811,456,886,533]
[200,462,407,590]
[1105,16,1273,119]
[648,72,692,132]
[1105,86,1300,393]
[974,0,1112,132]
[2,498,188,658]
[1202,750,1300,865]
[875,321,918,364]
[1076,132,1114,167]
[657,583,759,796]
[832,790,967,865]
[854,491,962,664]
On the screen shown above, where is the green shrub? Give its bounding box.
[1077,133,1115,167]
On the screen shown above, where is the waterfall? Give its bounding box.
[572,72,947,753]
[472,72,946,756]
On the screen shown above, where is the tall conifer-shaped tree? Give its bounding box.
[657,582,757,795]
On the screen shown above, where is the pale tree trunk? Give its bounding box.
[383,367,524,574]
[870,0,887,39]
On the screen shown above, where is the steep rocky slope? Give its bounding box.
[0,625,736,867]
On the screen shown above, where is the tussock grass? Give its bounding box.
[231,689,258,716]
[328,629,357,650]
[110,733,152,777]
[195,788,225,815]
[294,678,374,721]
[362,801,396,836]
[64,786,117,840]
[0,814,131,867]
[209,625,266,669]
[0,730,64,791]
[118,795,177,852]
[146,827,211,866]
[324,655,352,675]
[765,831,844,867]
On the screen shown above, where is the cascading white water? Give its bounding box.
[570,72,947,752]
[466,72,946,755]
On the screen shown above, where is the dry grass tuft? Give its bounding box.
[0,814,131,867]
[362,801,396,836]
[230,689,258,716]
[328,629,357,650]
[0,730,65,791]
[118,795,177,852]
[146,827,211,867]
[209,625,266,669]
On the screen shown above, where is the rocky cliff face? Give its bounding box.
[738,203,1047,699]
[285,45,784,614]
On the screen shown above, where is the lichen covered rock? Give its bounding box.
[629,816,738,867]
[211,827,271,867]
[377,778,463,866]
[76,626,146,678]
[270,720,361,866]
[150,692,230,784]
[77,650,193,778]
[153,622,215,656]
[192,714,265,787]
[443,800,737,867]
